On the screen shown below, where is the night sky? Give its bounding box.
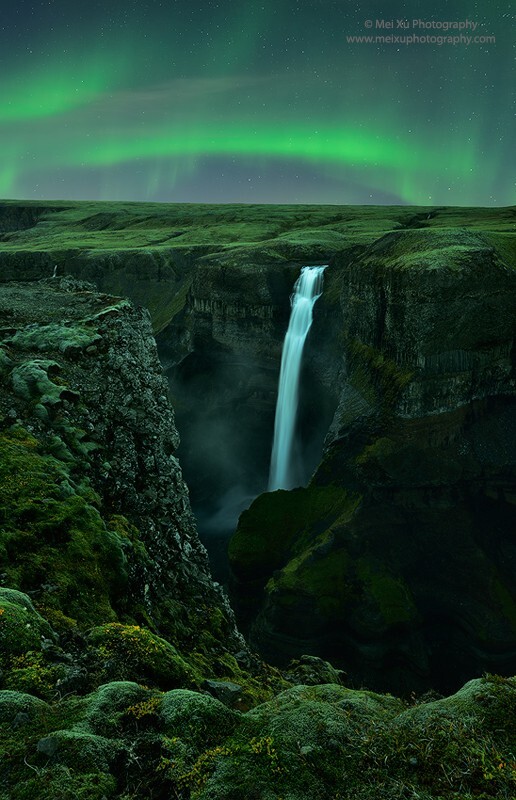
[1,1,514,205]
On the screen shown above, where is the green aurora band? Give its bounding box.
[0,2,512,206]
[0,52,128,122]
[1,104,487,205]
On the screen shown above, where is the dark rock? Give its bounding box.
[55,667,89,695]
[283,655,346,686]
[12,712,31,728]
[37,736,60,757]
[202,679,243,706]
[41,641,72,663]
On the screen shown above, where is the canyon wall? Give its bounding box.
[229,226,516,693]
[2,200,515,692]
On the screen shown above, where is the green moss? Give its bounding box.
[154,275,194,331]
[36,606,78,635]
[10,767,117,800]
[229,484,360,583]
[10,359,63,404]
[36,729,119,772]
[348,340,413,414]
[272,546,352,617]
[0,690,49,723]
[0,346,12,378]
[0,428,128,628]
[185,648,286,710]
[0,588,37,610]
[356,560,418,626]
[482,232,516,270]
[3,652,65,701]
[232,485,361,619]
[82,681,148,736]
[190,684,401,800]
[87,623,199,690]
[378,677,516,796]
[356,436,397,466]
[268,542,417,628]
[161,690,240,748]
[1,675,514,800]
[8,323,100,355]
[0,599,52,665]
[194,679,516,800]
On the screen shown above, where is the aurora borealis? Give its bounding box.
[1,1,514,204]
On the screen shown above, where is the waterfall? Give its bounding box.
[268,265,327,491]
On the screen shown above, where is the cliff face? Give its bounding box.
[0,201,381,512]
[0,277,247,698]
[156,253,337,519]
[2,201,515,695]
[229,226,516,694]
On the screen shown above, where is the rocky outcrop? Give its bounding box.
[0,278,248,700]
[229,227,516,694]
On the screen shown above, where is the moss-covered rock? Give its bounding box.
[0,598,53,665]
[10,359,63,404]
[229,485,360,583]
[229,485,361,631]
[161,689,240,747]
[36,728,119,772]
[82,681,148,736]
[87,623,199,689]
[0,690,49,724]
[0,588,37,610]
[1,674,515,800]
[3,652,66,701]
[0,278,246,679]
[191,676,516,800]
[8,322,101,356]
[0,428,129,628]
[283,654,346,686]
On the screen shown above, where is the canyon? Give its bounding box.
[0,200,515,798]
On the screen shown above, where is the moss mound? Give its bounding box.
[161,689,241,748]
[9,767,117,800]
[0,598,52,663]
[0,690,49,723]
[87,623,199,689]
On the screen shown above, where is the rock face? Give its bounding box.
[157,254,336,520]
[229,226,516,694]
[0,278,245,682]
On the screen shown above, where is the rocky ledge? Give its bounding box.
[0,279,264,694]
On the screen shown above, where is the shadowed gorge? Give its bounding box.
[0,200,515,799]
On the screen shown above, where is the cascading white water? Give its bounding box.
[268,265,327,491]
